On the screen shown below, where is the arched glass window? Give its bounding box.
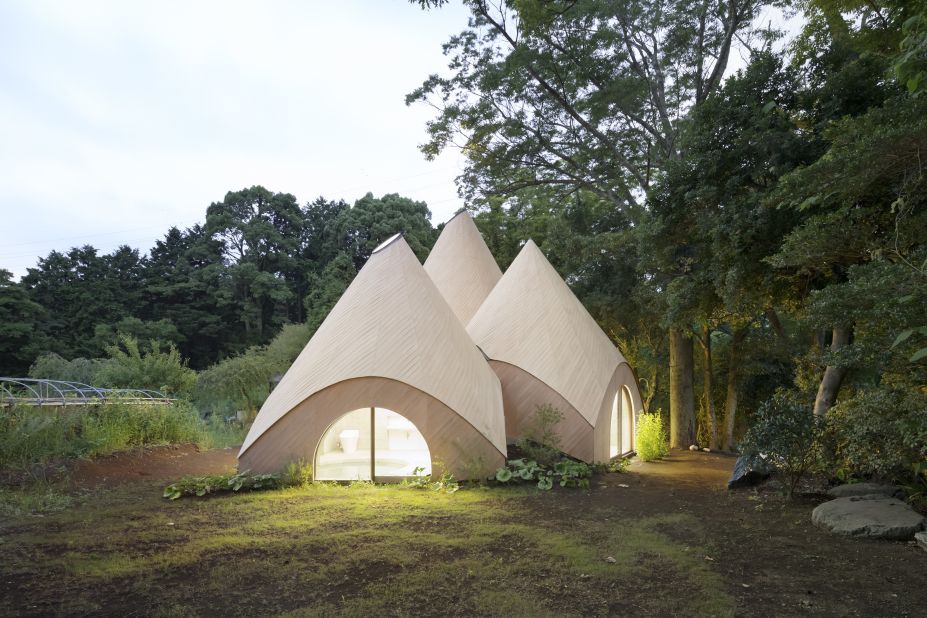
[621,386,634,454]
[610,386,636,458]
[314,407,432,481]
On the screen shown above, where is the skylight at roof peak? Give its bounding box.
[372,233,403,254]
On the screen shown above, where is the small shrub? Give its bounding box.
[402,466,459,493]
[740,392,825,498]
[825,388,927,482]
[493,457,591,490]
[514,438,561,468]
[636,411,669,462]
[95,335,197,397]
[284,459,313,488]
[524,403,564,449]
[604,458,630,473]
[514,404,565,467]
[28,353,104,384]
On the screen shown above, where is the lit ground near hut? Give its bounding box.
[2,450,924,617]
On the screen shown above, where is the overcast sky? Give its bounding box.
[0,2,800,280]
[0,0,474,278]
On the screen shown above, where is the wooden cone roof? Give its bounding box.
[467,239,626,426]
[424,211,502,325]
[240,235,507,457]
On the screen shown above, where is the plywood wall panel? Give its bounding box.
[489,360,593,463]
[239,376,505,479]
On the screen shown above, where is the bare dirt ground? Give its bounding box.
[66,444,238,490]
[3,447,926,617]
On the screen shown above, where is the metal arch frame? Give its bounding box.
[0,378,175,407]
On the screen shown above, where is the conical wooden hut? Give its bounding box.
[238,235,507,480]
[423,211,502,325]
[467,239,643,463]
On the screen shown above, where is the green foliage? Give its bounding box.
[636,411,669,462]
[403,466,460,493]
[28,353,104,385]
[194,320,311,420]
[304,252,356,332]
[740,393,825,498]
[0,481,72,518]
[201,415,249,449]
[902,461,927,508]
[92,317,182,352]
[522,403,563,449]
[163,470,282,500]
[513,403,564,468]
[826,388,927,481]
[14,188,435,374]
[195,347,273,419]
[605,458,630,473]
[0,402,206,476]
[95,335,197,397]
[493,457,592,490]
[895,9,927,95]
[0,268,47,376]
[283,459,313,488]
[408,0,770,210]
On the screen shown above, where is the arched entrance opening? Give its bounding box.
[609,392,619,458]
[621,386,634,454]
[609,386,636,458]
[314,407,432,481]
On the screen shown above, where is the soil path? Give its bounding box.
[67,444,238,490]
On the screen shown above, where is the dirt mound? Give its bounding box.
[67,444,239,490]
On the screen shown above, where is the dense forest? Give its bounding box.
[1,0,925,475]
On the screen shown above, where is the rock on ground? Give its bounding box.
[917,531,927,553]
[812,496,925,540]
[826,483,899,499]
[727,455,771,490]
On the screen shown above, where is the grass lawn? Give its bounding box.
[2,451,924,617]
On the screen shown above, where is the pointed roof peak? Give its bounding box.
[468,239,625,426]
[446,209,472,224]
[372,232,405,254]
[424,211,502,325]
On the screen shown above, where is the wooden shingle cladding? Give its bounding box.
[468,240,644,462]
[238,236,507,479]
[423,211,502,326]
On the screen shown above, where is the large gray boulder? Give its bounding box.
[826,483,899,499]
[812,496,925,540]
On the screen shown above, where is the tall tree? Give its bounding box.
[412,0,774,447]
[205,186,304,344]
[0,269,47,375]
[334,193,437,270]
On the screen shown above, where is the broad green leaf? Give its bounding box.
[892,329,915,348]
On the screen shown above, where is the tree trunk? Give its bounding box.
[723,328,748,450]
[669,328,696,448]
[698,327,719,450]
[643,367,657,413]
[813,326,852,417]
[765,307,786,339]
